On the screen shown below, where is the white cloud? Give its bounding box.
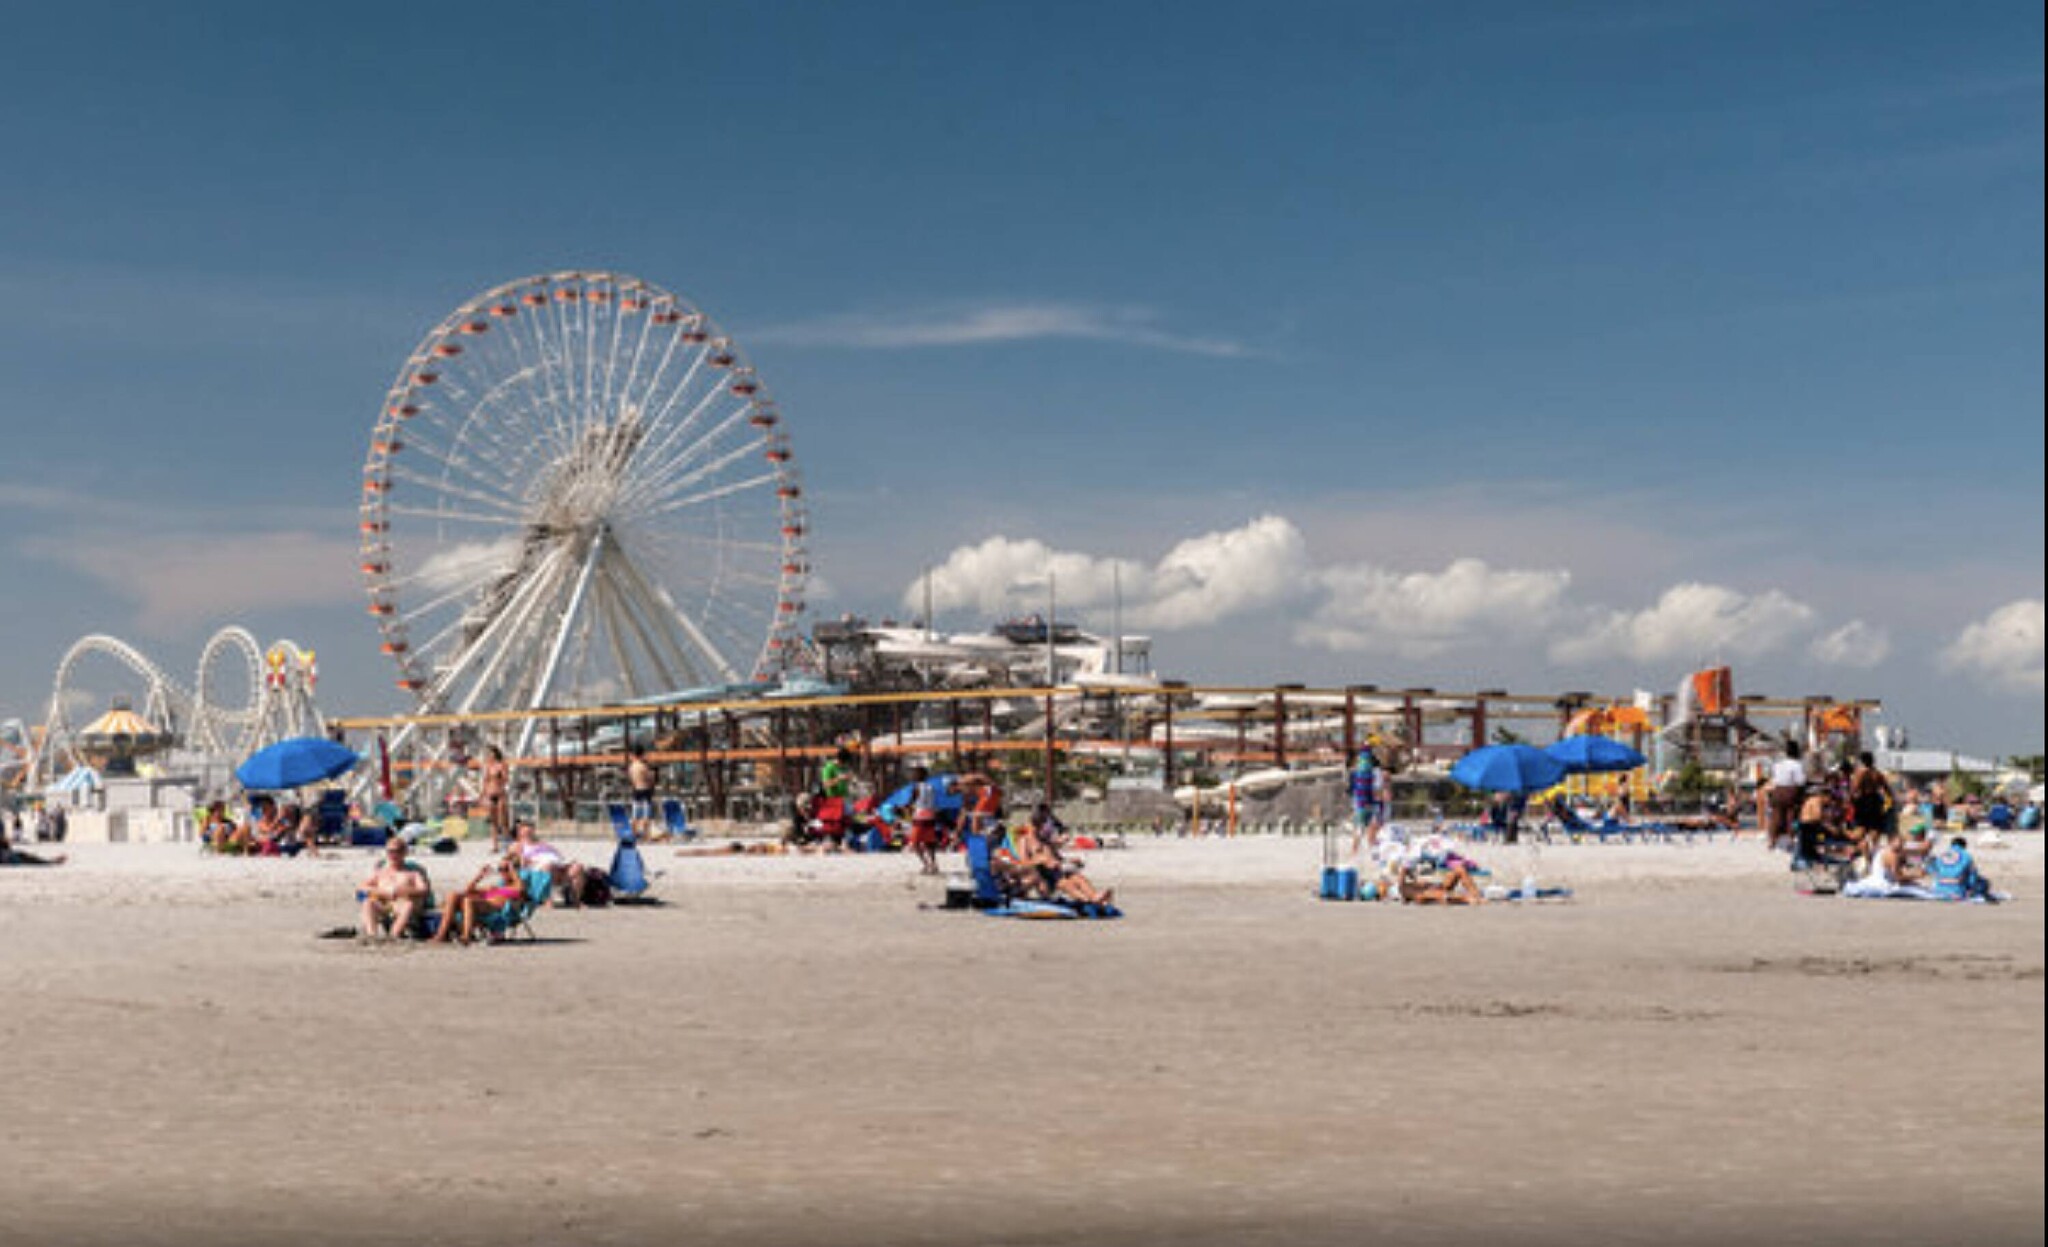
[1810,619,1892,668]
[1552,582,1817,665]
[412,537,524,596]
[1941,599,2044,693]
[907,516,1306,629]
[758,302,1253,358]
[911,536,1145,620]
[1297,558,1572,658]
[1136,516,1313,628]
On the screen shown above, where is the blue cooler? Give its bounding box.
[1320,865,1360,901]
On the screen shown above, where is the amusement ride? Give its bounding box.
[359,270,809,757]
[22,629,326,790]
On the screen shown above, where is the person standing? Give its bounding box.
[626,747,660,842]
[1347,742,1385,854]
[820,746,853,803]
[478,745,512,852]
[1850,751,1896,845]
[1766,741,1807,852]
[906,766,942,876]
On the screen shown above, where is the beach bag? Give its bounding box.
[582,866,613,908]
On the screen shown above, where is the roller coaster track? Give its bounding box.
[25,628,327,788]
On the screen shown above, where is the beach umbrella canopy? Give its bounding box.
[880,773,965,818]
[236,737,360,792]
[1450,744,1568,794]
[1545,734,1648,775]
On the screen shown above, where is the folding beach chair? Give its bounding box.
[608,812,651,900]
[477,868,554,942]
[660,797,695,842]
[606,802,634,842]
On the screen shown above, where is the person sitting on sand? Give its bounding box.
[1,841,66,866]
[360,835,432,940]
[783,792,819,851]
[1394,856,1486,905]
[1928,836,1999,903]
[249,798,291,856]
[1870,826,1931,889]
[200,801,243,854]
[1025,805,1116,909]
[431,849,529,944]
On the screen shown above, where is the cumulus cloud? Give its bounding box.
[1810,620,1892,668]
[1551,583,1817,665]
[907,516,1307,629]
[1941,599,2044,693]
[758,302,1253,358]
[22,530,361,635]
[905,515,1912,682]
[1297,558,1572,658]
[1137,516,1314,628]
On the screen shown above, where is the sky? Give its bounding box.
[0,1,2040,756]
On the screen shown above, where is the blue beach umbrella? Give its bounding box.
[236,737,360,792]
[1544,735,1648,775]
[1450,743,1568,794]
[882,773,965,816]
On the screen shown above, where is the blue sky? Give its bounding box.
[0,1,2040,754]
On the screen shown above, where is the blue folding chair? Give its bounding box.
[962,831,1007,908]
[606,801,634,841]
[660,797,695,842]
[609,813,650,900]
[477,868,553,942]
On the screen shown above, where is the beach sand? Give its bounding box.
[1,832,2041,1247]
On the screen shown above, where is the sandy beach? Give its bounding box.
[2,831,2041,1247]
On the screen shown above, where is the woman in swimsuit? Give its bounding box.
[478,746,512,852]
[431,849,527,944]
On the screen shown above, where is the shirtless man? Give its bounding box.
[360,835,431,940]
[626,747,661,842]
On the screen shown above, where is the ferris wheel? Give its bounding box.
[359,271,809,729]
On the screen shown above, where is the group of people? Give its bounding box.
[1757,741,2008,901]
[358,819,605,944]
[200,796,330,857]
[772,753,1118,904]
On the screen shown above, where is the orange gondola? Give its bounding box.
[521,292,548,306]
[368,603,396,617]
[432,344,463,358]
[490,304,518,318]
[554,288,581,302]
[390,404,421,418]
[749,411,778,428]
[414,372,439,385]
[459,320,491,334]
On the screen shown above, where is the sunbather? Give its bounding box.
[1,843,65,866]
[430,849,527,944]
[513,821,588,906]
[1025,805,1116,908]
[1395,859,1486,904]
[360,836,432,940]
